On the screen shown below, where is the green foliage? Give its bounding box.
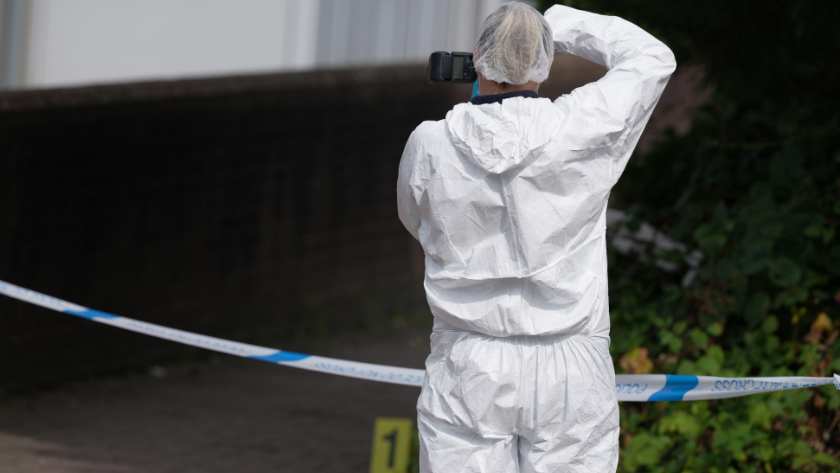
[535,0,840,471]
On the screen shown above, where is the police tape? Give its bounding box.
[2,279,838,401]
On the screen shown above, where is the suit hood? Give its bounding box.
[445,97,561,174]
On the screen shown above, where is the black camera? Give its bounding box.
[427,51,477,84]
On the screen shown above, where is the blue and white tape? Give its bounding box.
[0,280,424,387]
[615,373,838,401]
[1,279,838,401]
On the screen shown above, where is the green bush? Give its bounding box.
[536,0,840,471]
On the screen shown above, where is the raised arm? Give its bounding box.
[544,5,676,181]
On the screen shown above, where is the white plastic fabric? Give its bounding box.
[398,4,676,472]
[474,2,554,85]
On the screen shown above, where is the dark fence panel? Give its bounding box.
[0,66,465,391]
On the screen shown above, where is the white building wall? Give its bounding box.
[0,0,522,90]
[25,0,295,88]
[0,0,31,88]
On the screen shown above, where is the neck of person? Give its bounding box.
[478,73,540,96]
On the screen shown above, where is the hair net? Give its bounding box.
[474,2,554,85]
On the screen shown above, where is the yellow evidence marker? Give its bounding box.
[369,417,413,473]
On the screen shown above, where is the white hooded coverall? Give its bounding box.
[397,5,676,472]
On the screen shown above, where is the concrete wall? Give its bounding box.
[1,0,516,90]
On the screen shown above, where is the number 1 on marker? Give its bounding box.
[369,418,412,473]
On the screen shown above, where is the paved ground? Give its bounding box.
[0,329,431,473]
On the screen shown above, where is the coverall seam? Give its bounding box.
[423,228,607,283]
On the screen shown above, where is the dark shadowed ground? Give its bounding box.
[0,328,430,473]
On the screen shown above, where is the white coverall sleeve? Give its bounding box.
[397,125,429,242]
[544,5,677,181]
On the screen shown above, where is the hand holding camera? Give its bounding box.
[427,51,477,84]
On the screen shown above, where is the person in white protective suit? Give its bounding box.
[397,3,675,472]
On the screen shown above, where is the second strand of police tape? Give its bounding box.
[2,279,838,402]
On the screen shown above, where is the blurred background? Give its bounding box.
[1,0,838,472]
[1,0,525,90]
